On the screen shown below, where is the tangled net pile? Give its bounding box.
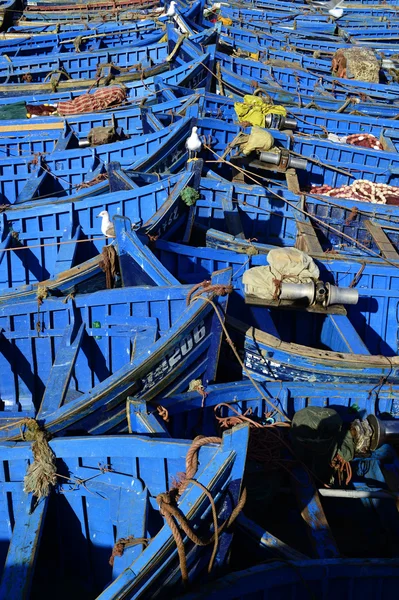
[345,133,383,151]
[311,180,399,204]
[214,403,291,470]
[329,133,384,151]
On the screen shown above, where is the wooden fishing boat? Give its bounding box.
[0,93,197,156]
[127,379,399,437]
[0,23,165,55]
[195,90,399,147]
[4,89,399,159]
[220,22,399,60]
[98,208,399,384]
[14,0,194,25]
[0,168,196,293]
[24,0,159,11]
[180,117,399,189]
[0,31,186,84]
[0,50,213,104]
[4,110,399,196]
[0,263,232,436]
[0,29,210,94]
[0,425,248,598]
[0,116,193,203]
[216,52,399,105]
[129,382,399,561]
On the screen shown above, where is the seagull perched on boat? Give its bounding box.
[166,1,177,20]
[309,0,343,8]
[329,7,343,17]
[186,126,202,161]
[309,0,344,11]
[97,211,115,238]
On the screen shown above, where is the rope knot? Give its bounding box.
[21,419,57,502]
[109,535,149,566]
[186,280,233,306]
[188,379,208,408]
[36,285,50,306]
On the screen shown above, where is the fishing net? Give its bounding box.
[87,126,120,146]
[57,86,126,116]
[332,47,381,83]
[311,180,399,204]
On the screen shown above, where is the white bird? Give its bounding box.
[166,1,177,19]
[97,210,115,238]
[309,0,343,8]
[329,7,344,17]
[186,126,202,161]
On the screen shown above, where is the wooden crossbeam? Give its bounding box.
[365,219,399,260]
[295,219,324,255]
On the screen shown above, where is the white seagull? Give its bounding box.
[309,0,344,8]
[166,1,177,19]
[186,126,202,161]
[97,210,115,238]
[329,7,344,17]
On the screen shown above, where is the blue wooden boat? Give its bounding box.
[8,112,399,203]
[127,379,399,436]
[0,50,213,104]
[0,425,248,598]
[0,117,193,204]
[16,0,165,23]
[36,89,399,155]
[128,383,399,561]
[0,30,211,94]
[193,90,399,146]
[220,31,399,83]
[103,210,399,384]
[153,241,399,384]
[218,64,399,119]
[221,23,399,60]
[6,109,399,193]
[0,169,195,293]
[0,262,232,435]
[7,18,162,32]
[171,117,399,189]
[0,24,214,81]
[177,560,399,599]
[190,173,399,261]
[0,90,200,156]
[0,32,186,84]
[216,53,399,105]
[0,24,165,56]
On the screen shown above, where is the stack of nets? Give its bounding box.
[311,180,399,204]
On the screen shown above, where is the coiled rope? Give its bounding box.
[156,435,246,587]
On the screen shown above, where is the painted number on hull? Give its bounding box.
[152,205,180,239]
[141,321,206,392]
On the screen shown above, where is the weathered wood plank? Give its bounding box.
[295,219,324,255]
[0,494,48,600]
[365,220,399,260]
